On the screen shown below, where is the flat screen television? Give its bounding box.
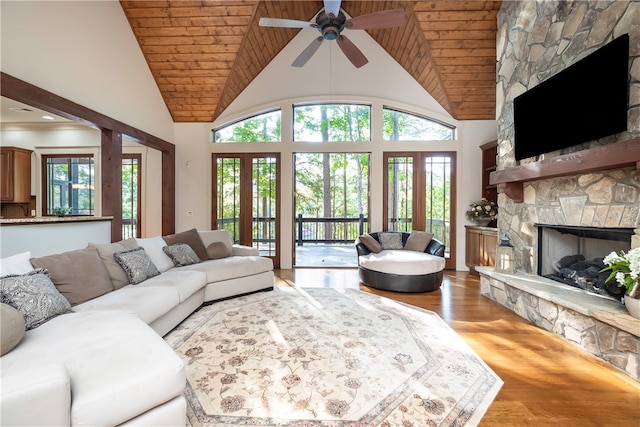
[513,34,629,161]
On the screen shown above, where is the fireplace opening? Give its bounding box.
[536,225,634,301]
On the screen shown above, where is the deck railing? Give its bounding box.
[296,214,368,246]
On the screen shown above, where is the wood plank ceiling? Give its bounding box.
[120,1,500,123]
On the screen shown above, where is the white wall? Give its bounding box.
[0,0,174,143]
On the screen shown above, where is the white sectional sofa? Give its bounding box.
[0,228,274,426]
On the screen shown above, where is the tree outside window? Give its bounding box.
[383,108,454,141]
[42,155,94,216]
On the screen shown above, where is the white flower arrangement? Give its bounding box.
[465,198,498,222]
[601,247,640,299]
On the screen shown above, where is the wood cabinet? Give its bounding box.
[465,226,498,275]
[1,146,32,203]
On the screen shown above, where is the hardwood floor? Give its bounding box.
[275,268,639,426]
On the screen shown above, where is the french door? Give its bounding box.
[212,153,280,267]
[384,152,456,269]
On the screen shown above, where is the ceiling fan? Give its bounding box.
[259,0,405,68]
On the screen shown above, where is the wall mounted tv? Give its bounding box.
[513,34,629,161]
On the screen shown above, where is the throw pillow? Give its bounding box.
[198,230,233,256]
[88,238,138,290]
[206,241,232,260]
[114,247,160,285]
[0,251,34,276]
[379,232,404,250]
[359,234,383,253]
[163,228,208,262]
[0,303,25,355]
[163,243,201,267]
[0,269,71,330]
[135,236,174,272]
[30,247,114,306]
[404,231,434,252]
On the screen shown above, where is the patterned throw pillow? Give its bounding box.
[163,243,201,267]
[114,247,160,285]
[0,269,71,330]
[379,232,404,250]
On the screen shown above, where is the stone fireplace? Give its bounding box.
[480,1,640,382]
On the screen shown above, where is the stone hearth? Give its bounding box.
[478,267,640,382]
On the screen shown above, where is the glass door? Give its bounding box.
[213,153,280,267]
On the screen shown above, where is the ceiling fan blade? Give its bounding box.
[337,35,368,68]
[292,37,324,67]
[259,17,315,28]
[323,0,341,17]
[346,9,405,30]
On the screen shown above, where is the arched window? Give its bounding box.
[213,110,281,143]
[383,107,455,141]
[293,104,370,142]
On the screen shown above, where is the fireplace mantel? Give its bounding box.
[490,138,640,202]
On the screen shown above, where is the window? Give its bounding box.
[213,110,281,142]
[383,108,455,141]
[122,154,141,238]
[42,155,94,216]
[293,104,370,142]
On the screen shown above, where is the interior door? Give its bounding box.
[212,153,280,267]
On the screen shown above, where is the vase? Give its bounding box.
[473,220,491,227]
[623,294,640,319]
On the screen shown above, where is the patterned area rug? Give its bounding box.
[165,287,502,426]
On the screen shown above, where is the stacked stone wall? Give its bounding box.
[497,1,640,273]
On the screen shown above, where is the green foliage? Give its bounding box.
[383,109,454,141]
[215,111,281,142]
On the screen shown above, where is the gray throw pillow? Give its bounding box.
[0,269,71,330]
[1,303,25,355]
[114,247,160,285]
[404,231,434,252]
[206,241,232,260]
[359,234,383,253]
[379,232,404,250]
[163,243,201,267]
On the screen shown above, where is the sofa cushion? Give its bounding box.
[88,238,138,290]
[30,247,114,306]
[114,247,160,285]
[137,269,206,303]
[379,232,404,250]
[0,251,34,276]
[0,303,25,355]
[0,311,185,427]
[206,241,232,259]
[163,228,208,262]
[359,250,445,275]
[73,283,180,324]
[163,243,201,267]
[359,233,383,253]
[178,256,273,284]
[404,231,433,252]
[135,236,174,272]
[0,269,71,330]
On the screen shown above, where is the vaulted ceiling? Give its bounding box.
[120,1,500,123]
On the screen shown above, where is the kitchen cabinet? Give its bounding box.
[1,146,32,203]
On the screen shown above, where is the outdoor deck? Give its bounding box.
[294,244,357,267]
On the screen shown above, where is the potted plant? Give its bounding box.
[601,247,640,318]
[51,207,72,217]
[465,198,498,226]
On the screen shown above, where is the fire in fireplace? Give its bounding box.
[537,225,634,301]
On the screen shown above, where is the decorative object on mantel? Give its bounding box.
[601,247,640,319]
[466,198,497,226]
[51,207,72,217]
[495,236,515,273]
